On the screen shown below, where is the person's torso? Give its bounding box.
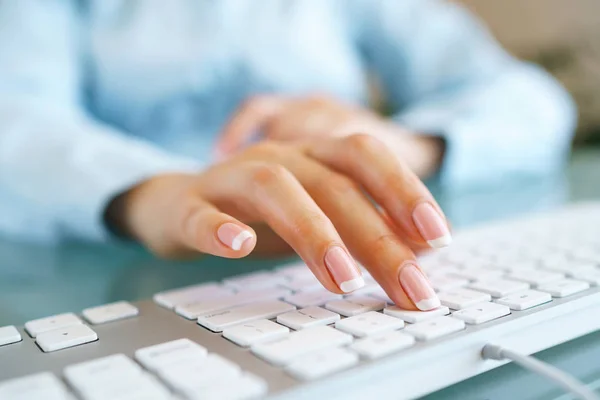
[82,0,369,159]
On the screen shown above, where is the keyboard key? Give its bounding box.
[537,279,590,298]
[442,249,473,265]
[426,267,464,278]
[469,259,510,272]
[506,269,564,287]
[82,301,139,325]
[429,276,470,292]
[223,271,287,290]
[135,338,208,372]
[284,289,342,308]
[494,260,539,272]
[335,311,404,337]
[468,279,530,298]
[539,259,597,276]
[449,268,504,281]
[279,275,322,292]
[36,324,98,353]
[383,306,450,323]
[0,325,21,346]
[367,287,394,304]
[153,283,233,309]
[404,316,465,341]
[495,290,552,310]
[568,246,600,262]
[182,373,267,400]
[223,319,289,347]
[175,287,291,319]
[451,302,510,324]
[490,251,531,266]
[570,270,600,286]
[438,289,492,309]
[325,296,385,317]
[252,325,353,366]
[276,306,340,330]
[79,373,170,400]
[275,262,312,279]
[25,312,82,338]
[285,347,359,381]
[349,281,382,296]
[158,353,242,393]
[350,330,415,359]
[0,372,72,400]
[65,354,142,391]
[197,301,295,332]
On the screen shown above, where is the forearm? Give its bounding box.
[0,100,201,242]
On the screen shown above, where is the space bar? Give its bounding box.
[196,301,295,332]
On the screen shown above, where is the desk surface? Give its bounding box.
[1,149,599,399]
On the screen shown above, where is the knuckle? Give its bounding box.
[247,162,291,187]
[344,133,384,154]
[251,139,282,155]
[370,233,404,254]
[290,211,327,237]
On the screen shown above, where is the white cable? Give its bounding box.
[482,344,599,400]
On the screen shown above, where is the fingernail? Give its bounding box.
[398,263,440,311]
[324,246,364,293]
[217,223,254,251]
[412,202,452,248]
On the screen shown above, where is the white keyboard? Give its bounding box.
[1,202,600,399]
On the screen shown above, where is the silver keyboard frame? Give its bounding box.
[2,288,600,399]
[3,202,600,399]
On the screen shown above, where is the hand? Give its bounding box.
[110,135,452,310]
[216,94,444,178]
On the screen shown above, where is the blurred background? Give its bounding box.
[457,0,600,146]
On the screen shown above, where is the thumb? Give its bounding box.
[178,199,257,258]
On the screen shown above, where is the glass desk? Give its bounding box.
[1,149,599,399]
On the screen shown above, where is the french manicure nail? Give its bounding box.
[217,223,253,251]
[412,202,452,248]
[324,246,364,293]
[399,263,440,311]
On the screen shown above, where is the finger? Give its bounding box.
[264,98,338,140]
[306,134,452,250]
[379,207,431,254]
[295,159,440,310]
[200,161,364,294]
[177,198,257,258]
[217,95,286,154]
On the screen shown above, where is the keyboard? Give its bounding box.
[1,202,600,400]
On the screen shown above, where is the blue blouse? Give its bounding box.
[0,0,576,242]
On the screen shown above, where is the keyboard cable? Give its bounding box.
[482,344,599,400]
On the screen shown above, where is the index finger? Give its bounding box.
[199,160,365,295]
